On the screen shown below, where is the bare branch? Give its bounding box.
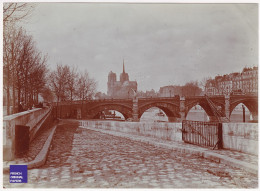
[3,3,36,25]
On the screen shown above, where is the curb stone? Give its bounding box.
[3,125,58,174]
[80,126,258,175]
[27,125,57,169]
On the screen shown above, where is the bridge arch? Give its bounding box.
[186,105,210,121]
[138,102,180,122]
[86,103,132,120]
[186,102,212,118]
[229,98,258,121]
[230,103,251,122]
[185,99,225,120]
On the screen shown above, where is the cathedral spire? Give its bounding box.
[120,59,129,83]
[123,59,125,73]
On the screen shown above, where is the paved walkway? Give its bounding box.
[83,126,258,176]
[3,120,258,188]
[82,126,258,169]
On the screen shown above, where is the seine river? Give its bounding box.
[139,107,251,123]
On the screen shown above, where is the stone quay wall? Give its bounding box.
[80,120,258,155]
[80,121,183,142]
[3,107,52,160]
[222,123,258,155]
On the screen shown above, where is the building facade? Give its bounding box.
[159,86,175,97]
[205,79,219,96]
[205,66,258,96]
[241,67,258,94]
[107,62,137,98]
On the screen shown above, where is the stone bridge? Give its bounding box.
[55,94,258,122]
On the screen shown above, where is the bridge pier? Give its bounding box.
[179,97,186,122]
[225,95,230,120]
[168,117,178,122]
[132,98,139,122]
[77,108,82,119]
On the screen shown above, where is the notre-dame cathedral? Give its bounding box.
[107,61,137,98]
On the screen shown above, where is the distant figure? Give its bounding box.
[18,102,24,112]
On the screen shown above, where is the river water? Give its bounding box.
[139,107,251,122]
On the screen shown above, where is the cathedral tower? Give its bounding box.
[107,60,137,98]
[107,71,116,95]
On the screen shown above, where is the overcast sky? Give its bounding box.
[21,3,258,93]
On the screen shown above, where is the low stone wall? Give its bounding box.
[80,120,258,155]
[3,107,52,160]
[80,121,183,142]
[222,123,258,155]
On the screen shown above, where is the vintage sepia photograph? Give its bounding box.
[2,1,258,189]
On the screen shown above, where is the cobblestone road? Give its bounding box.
[3,122,258,188]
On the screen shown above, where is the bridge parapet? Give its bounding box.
[55,98,134,106]
[87,98,133,102]
[138,96,179,101]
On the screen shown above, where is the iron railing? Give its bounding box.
[182,120,223,149]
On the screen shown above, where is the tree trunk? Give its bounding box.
[24,73,28,109]
[11,42,15,114]
[6,82,10,115]
[70,90,73,118]
[18,86,21,109]
[12,77,15,114]
[6,66,10,115]
[29,87,33,109]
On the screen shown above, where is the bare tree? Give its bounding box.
[3,26,13,114]
[66,66,79,102]
[3,3,35,25]
[3,25,48,112]
[28,53,48,106]
[3,2,38,114]
[40,86,54,103]
[50,65,97,103]
[17,32,35,108]
[77,71,97,102]
[3,26,25,113]
[49,64,70,103]
[182,81,202,96]
[200,77,211,93]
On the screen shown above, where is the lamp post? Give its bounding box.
[242,104,245,123]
